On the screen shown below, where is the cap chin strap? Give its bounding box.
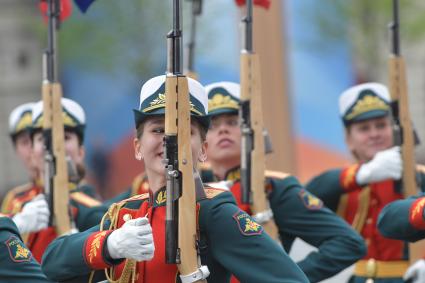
[179,265,210,283]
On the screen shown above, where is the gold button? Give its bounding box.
[123,214,132,222]
[366,218,373,224]
[366,258,377,278]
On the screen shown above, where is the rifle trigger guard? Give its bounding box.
[252,209,274,224]
[179,265,210,283]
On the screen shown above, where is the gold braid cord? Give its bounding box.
[335,186,371,234]
[351,186,371,233]
[88,202,137,283]
[336,195,348,219]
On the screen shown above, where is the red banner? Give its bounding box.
[235,0,271,9]
[39,0,73,23]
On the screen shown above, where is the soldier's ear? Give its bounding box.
[78,146,85,160]
[345,129,359,158]
[133,138,142,160]
[198,141,208,162]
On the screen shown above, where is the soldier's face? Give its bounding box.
[64,131,85,167]
[134,117,207,186]
[206,114,241,166]
[14,131,35,175]
[346,116,393,162]
[32,131,85,178]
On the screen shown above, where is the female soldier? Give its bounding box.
[5,98,107,263]
[41,75,308,283]
[203,81,365,283]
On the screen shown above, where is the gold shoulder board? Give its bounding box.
[70,192,101,207]
[119,193,150,204]
[1,182,33,213]
[204,187,226,199]
[265,170,290,180]
[416,164,425,174]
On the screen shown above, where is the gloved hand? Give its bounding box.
[404,259,425,283]
[12,194,50,234]
[356,146,402,185]
[107,217,154,261]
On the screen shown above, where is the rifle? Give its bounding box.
[239,0,279,240]
[184,0,202,80]
[42,0,73,236]
[388,0,418,198]
[388,0,424,264]
[164,0,209,282]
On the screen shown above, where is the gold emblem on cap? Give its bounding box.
[14,112,33,133]
[34,112,79,128]
[123,213,132,222]
[345,95,389,120]
[143,93,201,115]
[208,93,239,112]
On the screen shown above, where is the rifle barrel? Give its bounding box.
[241,0,253,53]
[47,0,60,82]
[391,0,400,56]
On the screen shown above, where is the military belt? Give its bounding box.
[354,259,409,278]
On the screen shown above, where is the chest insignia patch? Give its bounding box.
[299,189,323,210]
[155,191,167,206]
[233,210,263,236]
[5,236,32,262]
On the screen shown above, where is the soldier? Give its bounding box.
[1,103,51,255]
[41,75,309,283]
[203,81,366,283]
[1,103,40,213]
[306,82,425,283]
[3,98,108,263]
[0,214,53,283]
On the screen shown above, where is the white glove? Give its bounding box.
[356,146,402,185]
[12,194,50,234]
[404,259,425,283]
[107,217,154,261]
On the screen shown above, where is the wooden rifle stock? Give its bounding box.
[165,75,206,282]
[240,52,279,240]
[42,82,71,236]
[388,57,417,198]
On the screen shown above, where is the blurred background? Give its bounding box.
[1,1,425,281]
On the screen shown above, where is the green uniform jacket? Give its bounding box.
[42,188,308,283]
[268,176,366,282]
[204,168,365,282]
[378,193,425,242]
[0,216,53,283]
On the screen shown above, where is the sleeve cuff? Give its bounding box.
[339,164,362,192]
[409,197,425,230]
[84,230,114,269]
